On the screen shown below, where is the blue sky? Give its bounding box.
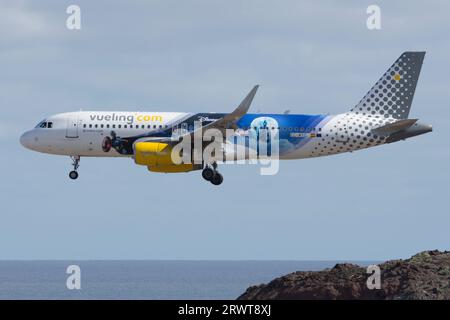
[0,0,449,260]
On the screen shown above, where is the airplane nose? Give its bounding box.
[20,131,33,149]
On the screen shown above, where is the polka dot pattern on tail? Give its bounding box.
[351,52,425,120]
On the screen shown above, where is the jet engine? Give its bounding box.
[133,141,201,173]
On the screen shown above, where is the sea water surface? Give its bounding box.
[0,261,373,299]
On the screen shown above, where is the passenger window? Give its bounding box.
[112,124,116,129]
[159,125,162,129]
[89,124,92,128]
[95,124,98,128]
[101,124,104,128]
[153,125,156,129]
[107,124,110,128]
[83,124,86,128]
[118,125,121,128]
[124,125,127,129]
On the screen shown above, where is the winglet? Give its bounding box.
[226,85,259,122]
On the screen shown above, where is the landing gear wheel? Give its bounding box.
[69,171,79,180]
[202,167,215,181]
[69,156,80,180]
[210,172,223,185]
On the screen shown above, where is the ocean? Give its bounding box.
[0,261,373,299]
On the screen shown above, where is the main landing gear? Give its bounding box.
[202,162,223,185]
[69,156,80,180]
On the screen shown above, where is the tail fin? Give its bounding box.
[351,51,425,119]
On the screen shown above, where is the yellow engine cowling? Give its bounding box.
[134,141,200,173]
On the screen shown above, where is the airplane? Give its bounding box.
[20,52,432,185]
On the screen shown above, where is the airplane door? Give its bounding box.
[66,113,79,138]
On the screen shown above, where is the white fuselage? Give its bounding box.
[20,110,432,163]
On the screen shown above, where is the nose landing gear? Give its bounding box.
[69,156,80,180]
[202,162,223,185]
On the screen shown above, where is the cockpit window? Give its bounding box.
[35,120,45,128]
[35,120,53,129]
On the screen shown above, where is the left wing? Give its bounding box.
[135,85,259,146]
[192,85,259,135]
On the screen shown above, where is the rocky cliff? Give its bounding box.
[238,250,450,300]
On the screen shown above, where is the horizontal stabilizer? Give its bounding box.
[372,119,418,136]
